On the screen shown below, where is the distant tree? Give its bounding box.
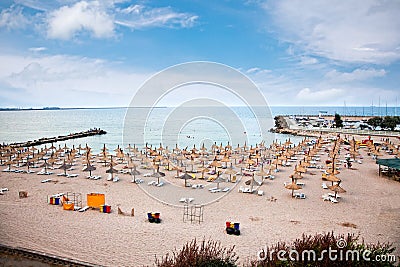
[381,116,397,131]
[334,113,343,128]
[274,116,280,128]
[394,116,400,124]
[367,117,383,129]
[359,124,371,130]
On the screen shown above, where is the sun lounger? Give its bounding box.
[67,173,79,178]
[296,182,305,187]
[322,194,330,201]
[295,193,306,199]
[107,174,113,181]
[330,197,338,203]
[113,176,120,182]
[143,173,152,177]
[210,188,221,193]
[222,187,230,192]
[208,187,218,191]
[78,206,90,212]
[257,190,264,196]
[41,179,52,183]
[322,183,328,189]
[238,186,244,193]
[148,181,156,186]
[57,173,68,176]
[0,188,9,194]
[156,182,164,187]
[180,197,194,203]
[328,193,341,198]
[243,187,255,193]
[52,193,64,198]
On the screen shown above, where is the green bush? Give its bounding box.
[250,232,397,267]
[155,239,238,267]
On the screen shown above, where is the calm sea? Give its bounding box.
[0,106,397,153]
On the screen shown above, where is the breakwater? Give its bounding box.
[1,129,106,148]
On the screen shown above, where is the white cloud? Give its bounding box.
[0,52,150,107]
[28,47,47,52]
[12,1,198,40]
[0,5,29,30]
[265,0,400,64]
[245,67,271,76]
[46,1,115,40]
[325,68,386,82]
[300,56,318,65]
[115,5,198,29]
[296,88,345,103]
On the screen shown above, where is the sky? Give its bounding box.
[0,0,399,108]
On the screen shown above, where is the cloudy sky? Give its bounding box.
[0,0,399,108]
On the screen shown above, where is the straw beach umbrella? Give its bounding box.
[285,182,302,198]
[151,170,165,184]
[130,168,141,183]
[180,172,193,187]
[83,164,96,177]
[59,160,72,176]
[220,156,231,168]
[324,173,341,186]
[224,168,237,182]
[200,167,210,179]
[39,158,52,174]
[256,166,269,181]
[212,172,225,189]
[209,157,222,172]
[328,183,346,198]
[106,155,118,179]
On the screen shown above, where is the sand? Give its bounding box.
[0,135,399,266]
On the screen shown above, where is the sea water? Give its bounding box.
[0,106,396,153]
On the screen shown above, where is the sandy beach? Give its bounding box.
[0,134,399,266]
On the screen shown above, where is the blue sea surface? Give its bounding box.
[0,106,397,153]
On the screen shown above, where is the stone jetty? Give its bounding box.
[1,128,106,148]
